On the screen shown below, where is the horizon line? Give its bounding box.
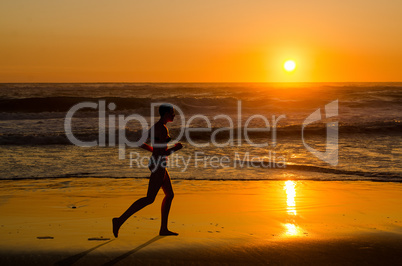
[1,81,402,84]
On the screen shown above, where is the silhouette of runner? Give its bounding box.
[113,104,183,237]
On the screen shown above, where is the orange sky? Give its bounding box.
[1,1,401,82]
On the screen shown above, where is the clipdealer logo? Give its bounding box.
[302,100,338,166]
[64,100,339,168]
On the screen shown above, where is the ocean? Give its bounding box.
[0,83,401,182]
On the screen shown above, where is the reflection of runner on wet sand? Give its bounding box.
[113,104,183,237]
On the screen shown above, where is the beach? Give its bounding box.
[1,178,401,265]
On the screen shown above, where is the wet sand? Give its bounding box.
[0,178,401,265]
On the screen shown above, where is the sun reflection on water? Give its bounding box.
[284,180,296,215]
[284,223,301,236]
[283,180,302,236]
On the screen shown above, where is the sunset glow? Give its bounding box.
[1,1,402,264]
[1,1,401,82]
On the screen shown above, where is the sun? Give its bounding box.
[284,60,296,72]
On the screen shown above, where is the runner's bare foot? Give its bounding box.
[159,229,179,236]
[112,218,121,238]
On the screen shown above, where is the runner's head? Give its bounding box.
[159,104,175,122]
